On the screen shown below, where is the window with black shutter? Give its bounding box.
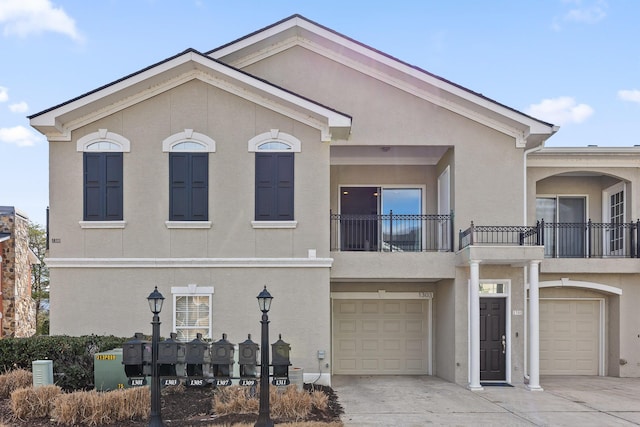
[255,152,294,220]
[83,152,123,221]
[169,152,208,221]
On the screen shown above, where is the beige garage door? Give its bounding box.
[332,299,428,375]
[540,299,600,375]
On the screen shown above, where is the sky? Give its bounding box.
[0,0,639,226]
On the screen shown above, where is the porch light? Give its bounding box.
[257,286,273,313]
[147,286,165,315]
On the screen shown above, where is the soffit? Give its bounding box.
[330,145,449,166]
[29,49,351,142]
[210,15,557,148]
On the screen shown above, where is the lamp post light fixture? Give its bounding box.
[255,286,274,427]
[147,286,165,427]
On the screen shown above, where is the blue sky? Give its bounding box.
[1,0,639,226]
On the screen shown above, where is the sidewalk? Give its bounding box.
[332,375,640,426]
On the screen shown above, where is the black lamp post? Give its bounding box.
[147,286,165,427]
[255,286,274,427]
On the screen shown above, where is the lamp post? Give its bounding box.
[147,286,165,427]
[255,286,274,427]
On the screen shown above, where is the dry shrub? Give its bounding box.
[52,386,150,425]
[213,385,259,415]
[0,369,32,398]
[10,384,62,420]
[213,385,328,422]
[270,385,312,420]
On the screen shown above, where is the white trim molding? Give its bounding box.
[536,278,622,295]
[251,220,297,229]
[248,129,302,152]
[77,129,130,152]
[171,284,214,295]
[44,257,333,268]
[165,221,212,229]
[162,129,216,152]
[79,221,126,229]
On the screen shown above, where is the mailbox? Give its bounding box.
[185,333,211,376]
[238,334,259,378]
[122,332,149,377]
[158,332,186,377]
[211,333,235,378]
[271,334,291,378]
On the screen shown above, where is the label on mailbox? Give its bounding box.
[215,378,232,387]
[186,378,206,387]
[272,378,290,386]
[239,379,257,386]
[128,377,147,387]
[162,378,180,387]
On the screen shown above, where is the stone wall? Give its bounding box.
[0,207,36,337]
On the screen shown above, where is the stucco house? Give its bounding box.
[29,15,640,388]
[0,206,38,338]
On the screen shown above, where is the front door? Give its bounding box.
[480,297,506,381]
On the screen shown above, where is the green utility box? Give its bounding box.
[94,348,130,391]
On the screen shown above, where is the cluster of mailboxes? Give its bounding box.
[122,332,291,386]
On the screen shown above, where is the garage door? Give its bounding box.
[333,299,428,374]
[539,299,600,375]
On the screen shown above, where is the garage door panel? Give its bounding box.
[333,299,428,375]
[540,299,599,375]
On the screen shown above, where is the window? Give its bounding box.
[162,130,216,223]
[172,285,213,341]
[77,130,129,223]
[169,151,208,220]
[248,130,300,223]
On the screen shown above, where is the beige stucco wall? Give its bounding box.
[49,266,331,373]
[49,80,330,260]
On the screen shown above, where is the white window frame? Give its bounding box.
[171,284,214,341]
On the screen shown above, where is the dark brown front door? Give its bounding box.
[480,297,506,381]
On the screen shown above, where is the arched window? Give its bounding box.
[163,130,215,222]
[248,130,300,224]
[77,130,130,222]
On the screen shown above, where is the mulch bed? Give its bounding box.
[0,384,343,426]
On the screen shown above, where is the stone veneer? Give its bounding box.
[0,207,36,337]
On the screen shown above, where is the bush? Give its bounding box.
[10,385,61,420]
[213,385,329,421]
[0,335,127,391]
[0,370,33,398]
[51,387,150,425]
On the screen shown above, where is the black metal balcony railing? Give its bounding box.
[330,211,454,252]
[459,219,640,258]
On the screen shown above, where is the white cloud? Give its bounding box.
[0,86,8,102]
[553,0,608,30]
[8,100,28,112]
[618,89,640,104]
[0,0,83,41]
[0,125,41,146]
[526,96,594,125]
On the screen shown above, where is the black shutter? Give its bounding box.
[104,153,123,220]
[84,152,123,221]
[170,152,208,221]
[255,152,294,220]
[190,153,208,220]
[170,153,189,220]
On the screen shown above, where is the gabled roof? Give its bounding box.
[209,14,558,148]
[29,48,351,142]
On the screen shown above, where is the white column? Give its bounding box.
[527,260,543,391]
[468,260,483,390]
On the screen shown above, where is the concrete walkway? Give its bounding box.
[332,375,640,426]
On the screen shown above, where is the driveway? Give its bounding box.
[332,375,640,426]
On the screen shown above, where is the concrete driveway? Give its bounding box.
[332,375,640,426]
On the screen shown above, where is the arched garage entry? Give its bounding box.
[536,279,621,376]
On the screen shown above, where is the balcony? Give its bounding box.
[330,212,454,252]
[459,220,640,259]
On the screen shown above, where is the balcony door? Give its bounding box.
[340,186,423,251]
[603,182,625,256]
[537,196,586,257]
